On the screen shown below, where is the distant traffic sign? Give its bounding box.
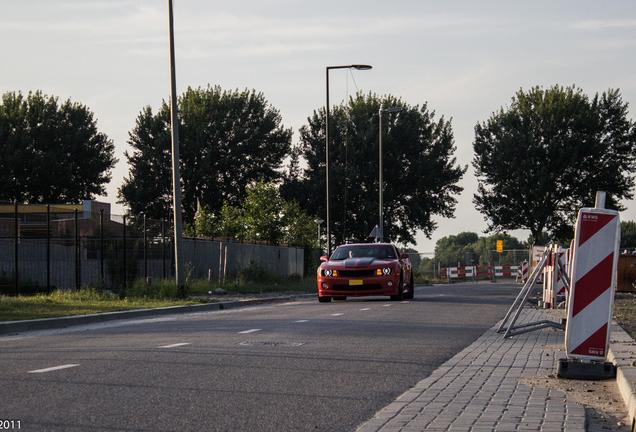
[496,240,504,253]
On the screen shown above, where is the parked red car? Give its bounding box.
[316,243,414,302]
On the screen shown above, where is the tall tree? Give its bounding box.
[473,85,636,242]
[282,92,466,245]
[0,90,116,203]
[119,85,292,222]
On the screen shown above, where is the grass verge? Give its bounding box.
[187,275,315,296]
[0,289,199,322]
[0,263,316,322]
[614,292,636,338]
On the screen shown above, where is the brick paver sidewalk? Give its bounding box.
[357,308,586,432]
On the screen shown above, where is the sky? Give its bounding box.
[2,0,636,252]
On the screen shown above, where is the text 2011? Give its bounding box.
[0,420,21,430]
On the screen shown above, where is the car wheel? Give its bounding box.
[390,274,404,301]
[333,296,347,301]
[404,275,415,300]
[318,296,332,303]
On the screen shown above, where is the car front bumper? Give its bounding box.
[317,275,401,297]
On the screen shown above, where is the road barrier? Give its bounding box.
[517,260,529,283]
[465,265,476,278]
[539,245,571,309]
[555,248,568,300]
[565,208,620,360]
[494,265,519,277]
[441,265,520,281]
[446,267,458,279]
[497,247,562,337]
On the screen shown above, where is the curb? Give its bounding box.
[0,293,315,335]
[609,322,636,430]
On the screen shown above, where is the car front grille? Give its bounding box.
[332,284,382,291]
[338,269,376,278]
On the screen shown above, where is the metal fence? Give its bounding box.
[0,202,305,295]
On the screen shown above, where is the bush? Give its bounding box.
[238,263,280,285]
[128,278,180,299]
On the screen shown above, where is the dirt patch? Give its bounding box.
[521,375,629,431]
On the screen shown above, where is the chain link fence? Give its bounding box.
[0,202,305,295]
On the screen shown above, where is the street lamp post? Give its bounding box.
[325,64,372,256]
[167,0,184,294]
[378,103,403,243]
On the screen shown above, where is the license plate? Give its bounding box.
[349,279,363,286]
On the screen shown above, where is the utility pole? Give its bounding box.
[168,0,184,294]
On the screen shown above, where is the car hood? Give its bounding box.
[328,258,395,268]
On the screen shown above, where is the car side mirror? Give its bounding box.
[320,255,328,262]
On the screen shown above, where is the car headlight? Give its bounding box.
[382,268,392,275]
[323,269,332,277]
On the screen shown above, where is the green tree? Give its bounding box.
[434,232,479,267]
[218,203,244,240]
[434,232,526,266]
[190,205,219,238]
[194,181,317,247]
[240,181,286,243]
[282,92,466,245]
[473,85,636,243]
[0,90,116,202]
[621,221,636,249]
[283,200,318,248]
[119,85,292,222]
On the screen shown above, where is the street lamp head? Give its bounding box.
[314,218,324,225]
[351,64,372,70]
[381,107,404,114]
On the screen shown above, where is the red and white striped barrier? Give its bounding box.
[541,246,568,308]
[519,261,529,282]
[555,249,568,299]
[441,265,521,280]
[494,265,519,277]
[444,266,476,279]
[542,247,555,308]
[565,208,620,360]
[465,266,476,278]
[446,267,458,279]
[542,246,569,309]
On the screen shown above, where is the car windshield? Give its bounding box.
[330,245,397,260]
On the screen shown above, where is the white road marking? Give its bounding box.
[401,301,409,304]
[330,313,344,316]
[294,320,309,323]
[382,304,392,307]
[28,364,80,374]
[158,342,191,348]
[238,328,262,334]
[360,308,371,311]
[0,336,33,342]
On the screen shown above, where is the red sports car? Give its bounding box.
[317,243,414,302]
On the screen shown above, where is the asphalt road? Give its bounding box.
[0,282,519,432]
